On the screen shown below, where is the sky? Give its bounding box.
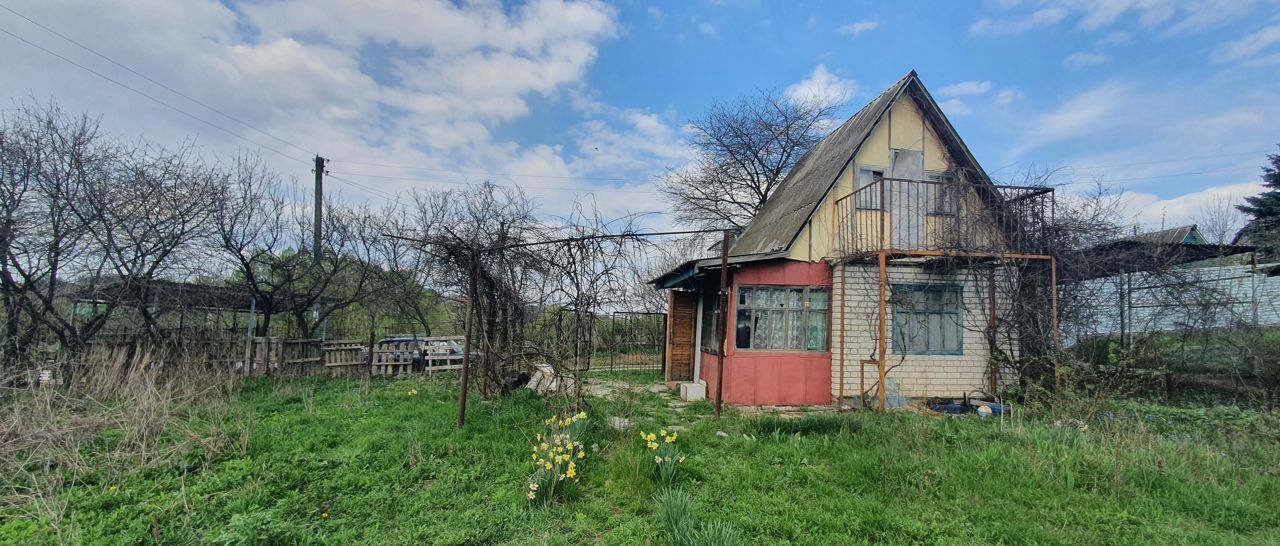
[0,0,1277,234]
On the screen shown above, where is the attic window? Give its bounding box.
[926,172,959,216]
[855,169,883,210]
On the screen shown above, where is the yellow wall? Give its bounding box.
[787,94,954,262]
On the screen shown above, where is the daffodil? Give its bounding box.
[527,492,536,500]
[654,456,662,464]
[544,462,552,470]
[529,483,539,490]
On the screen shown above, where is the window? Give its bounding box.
[699,287,720,353]
[734,286,829,351]
[855,169,883,210]
[927,172,959,216]
[892,284,963,355]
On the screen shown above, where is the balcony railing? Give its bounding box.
[834,177,1053,258]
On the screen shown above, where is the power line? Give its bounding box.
[1063,165,1259,185]
[1066,149,1273,171]
[327,170,663,195]
[0,23,310,167]
[0,2,315,158]
[325,173,408,203]
[383,227,727,251]
[328,158,656,183]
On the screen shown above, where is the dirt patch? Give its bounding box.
[581,378,670,399]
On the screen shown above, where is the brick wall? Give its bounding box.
[831,263,1017,400]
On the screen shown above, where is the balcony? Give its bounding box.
[834,177,1053,259]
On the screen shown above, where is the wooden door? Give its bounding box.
[665,291,697,382]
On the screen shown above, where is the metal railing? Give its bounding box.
[835,177,1053,257]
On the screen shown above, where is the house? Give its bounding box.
[652,71,1056,409]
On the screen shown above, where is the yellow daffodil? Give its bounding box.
[577,451,585,459]
[531,453,537,460]
[575,412,587,419]
[527,492,536,500]
[544,462,552,470]
[108,485,118,492]
[566,468,576,478]
[529,483,538,490]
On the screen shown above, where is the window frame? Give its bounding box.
[926,172,959,217]
[891,283,964,356]
[734,285,830,352]
[854,168,884,211]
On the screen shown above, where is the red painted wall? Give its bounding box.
[698,259,832,406]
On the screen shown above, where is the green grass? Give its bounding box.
[3,375,1279,545]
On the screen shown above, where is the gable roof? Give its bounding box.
[1118,224,1207,245]
[727,70,993,257]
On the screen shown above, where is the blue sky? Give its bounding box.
[1,0,1277,231]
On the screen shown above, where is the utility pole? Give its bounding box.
[313,155,327,263]
[713,229,730,419]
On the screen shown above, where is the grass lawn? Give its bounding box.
[2,373,1278,545]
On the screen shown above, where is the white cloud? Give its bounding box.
[1096,31,1132,46]
[972,1,1261,38]
[969,7,1067,36]
[837,19,880,38]
[0,0,668,218]
[647,6,664,22]
[940,99,973,117]
[698,22,716,35]
[938,80,994,97]
[995,88,1026,105]
[1063,51,1109,68]
[1213,23,1280,63]
[1117,181,1263,229]
[1014,81,1131,155]
[783,64,858,107]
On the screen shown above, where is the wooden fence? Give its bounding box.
[370,336,466,376]
[78,335,467,378]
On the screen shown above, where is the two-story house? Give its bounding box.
[652,71,1055,410]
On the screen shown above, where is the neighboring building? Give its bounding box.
[1063,225,1278,344]
[653,71,1055,407]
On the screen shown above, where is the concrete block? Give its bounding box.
[680,381,706,401]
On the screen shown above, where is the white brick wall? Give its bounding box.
[830,263,1018,399]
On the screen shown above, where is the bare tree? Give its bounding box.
[1,103,118,361]
[69,141,221,341]
[660,91,839,229]
[1196,194,1244,245]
